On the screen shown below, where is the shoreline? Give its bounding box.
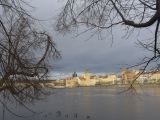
[46,83,160,89]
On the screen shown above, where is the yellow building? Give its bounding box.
[121,69,140,84]
[83,69,91,80]
[65,77,79,88]
[65,71,96,87]
[78,72,96,86]
[150,71,160,83]
[98,74,117,85]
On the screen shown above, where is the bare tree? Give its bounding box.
[56,0,160,68]
[57,0,158,36]
[0,0,60,114]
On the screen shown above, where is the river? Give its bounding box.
[1,87,160,120]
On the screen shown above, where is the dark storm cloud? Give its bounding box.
[30,0,153,73]
[54,29,149,73]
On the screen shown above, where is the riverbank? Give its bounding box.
[12,80,160,89]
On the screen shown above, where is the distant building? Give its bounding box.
[137,72,151,84]
[65,77,79,88]
[72,72,78,77]
[121,69,140,84]
[78,71,96,86]
[150,70,160,83]
[83,69,90,80]
[98,74,117,85]
[116,74,122,84]
[137,70,160,84]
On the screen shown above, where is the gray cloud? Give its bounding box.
[29,0,153,73]
[54,29,150,73]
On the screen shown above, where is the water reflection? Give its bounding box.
[1,87,160,120]
[0,86,51,120]
[56,110,62,117]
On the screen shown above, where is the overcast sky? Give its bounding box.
[29,0,153,73]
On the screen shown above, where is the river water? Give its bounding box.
[1,87,160,120]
